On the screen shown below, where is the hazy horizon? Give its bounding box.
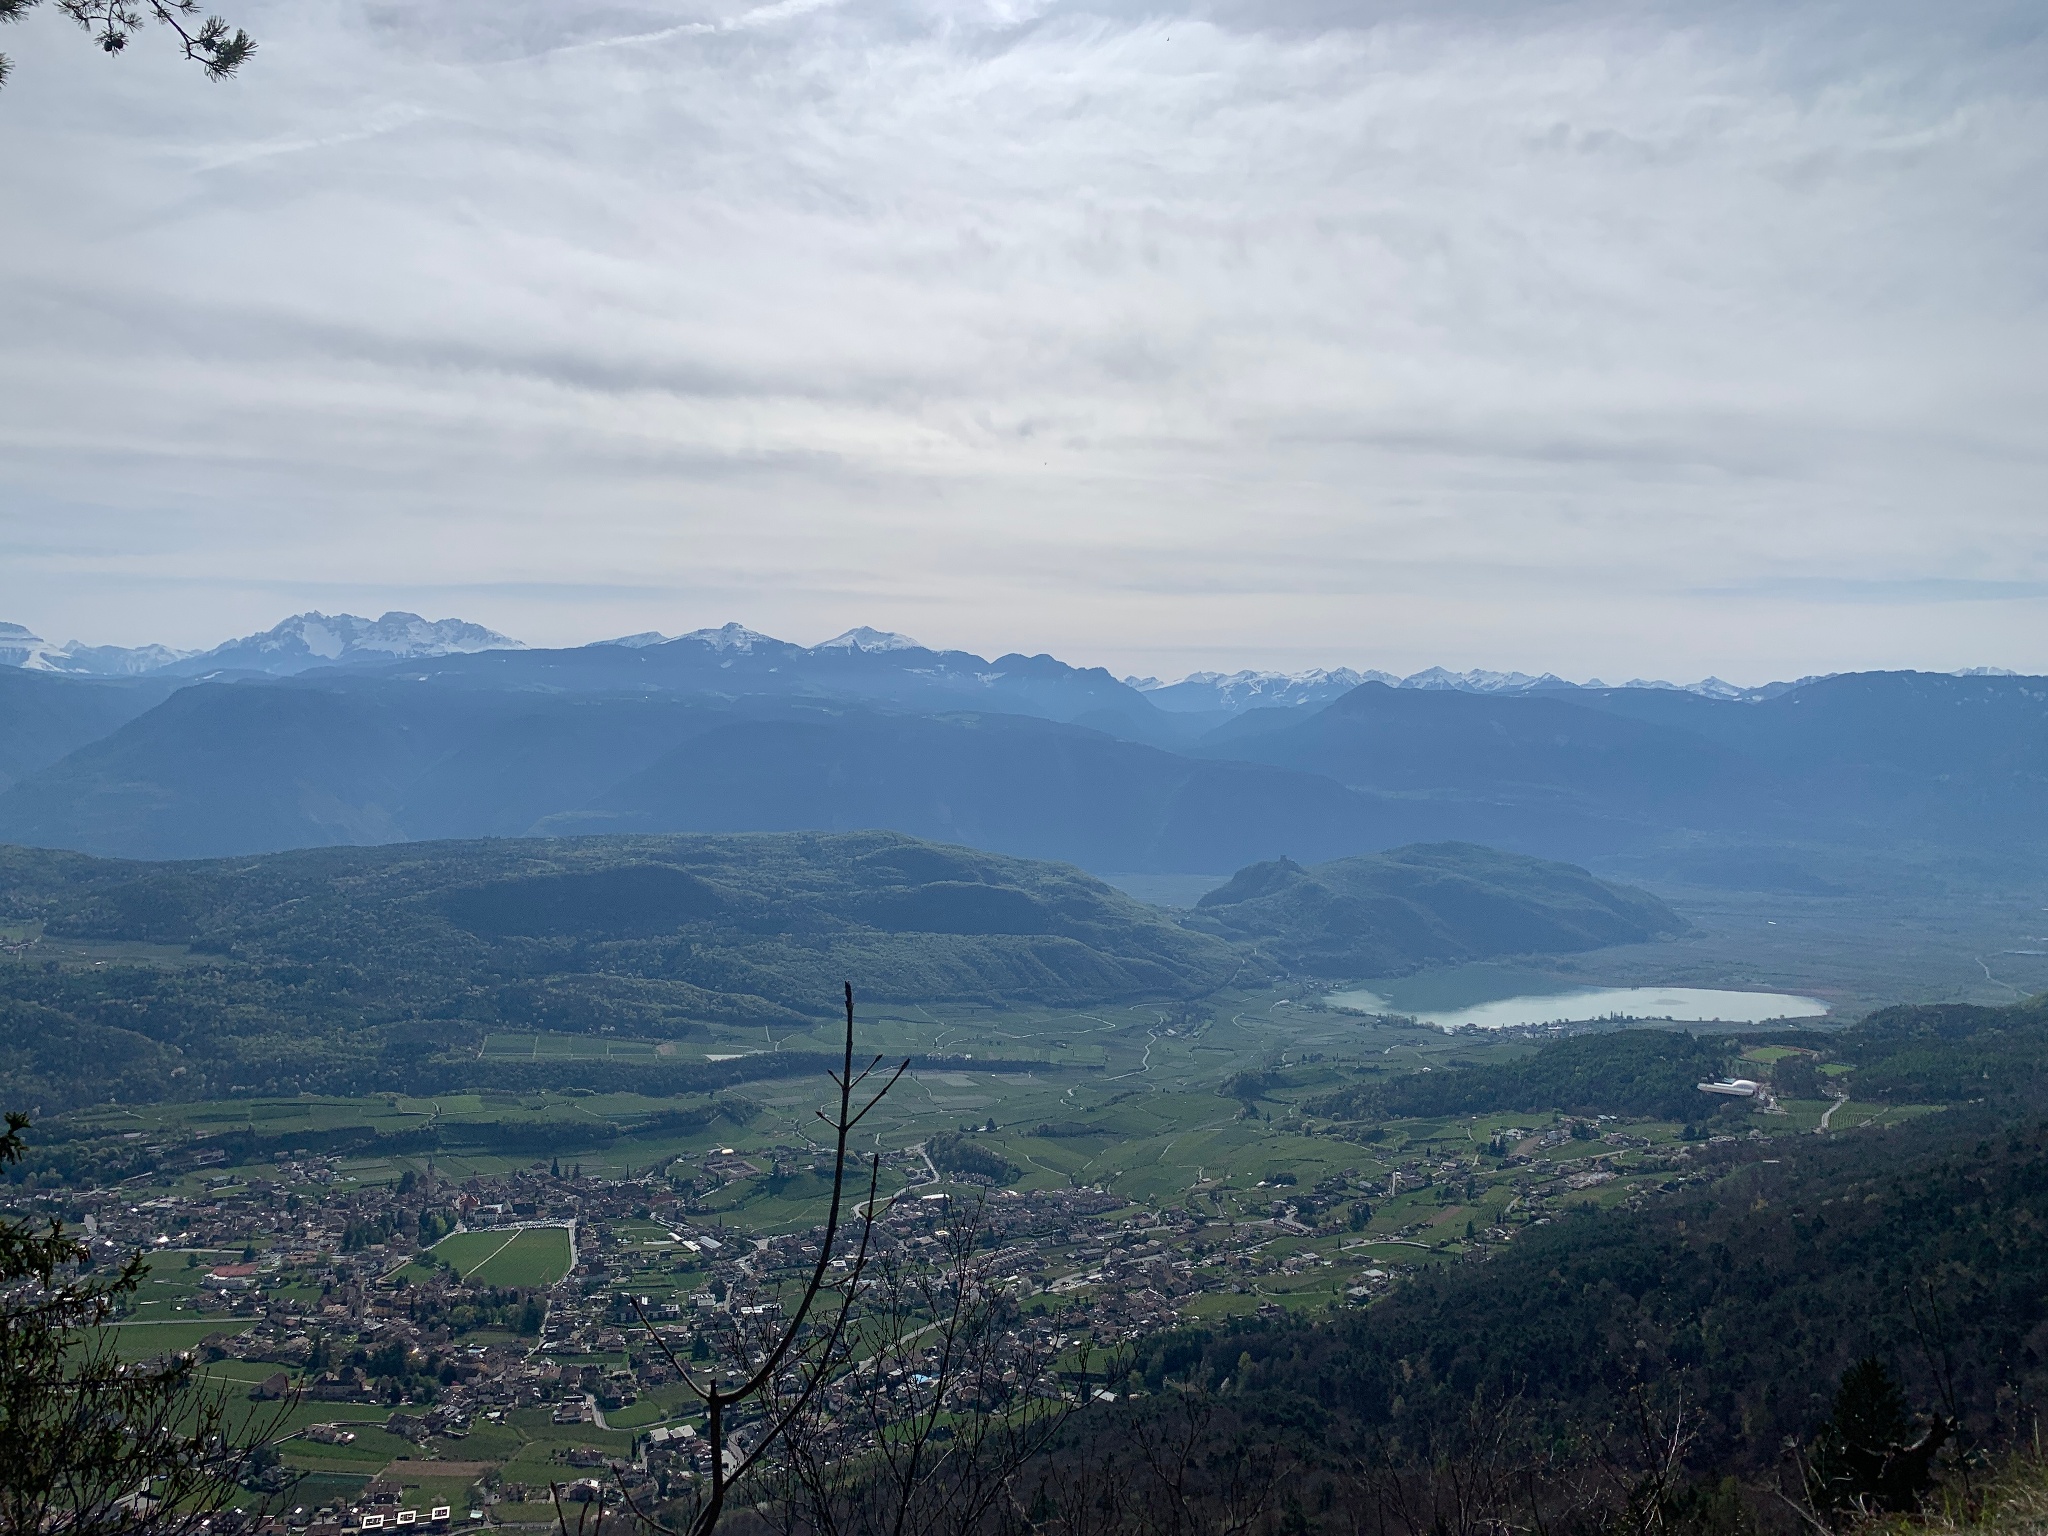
[3,605,2036,692]
[3,0,2043,682]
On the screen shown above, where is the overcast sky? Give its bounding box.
[2,0,2043,682]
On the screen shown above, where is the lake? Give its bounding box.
[1325,983,1830,1031]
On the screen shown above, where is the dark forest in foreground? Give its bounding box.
[1040,995,2048,1531]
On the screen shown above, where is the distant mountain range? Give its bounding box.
[14,608,1996,705]
[0,610,2041,881]
[1124,665,1846,711]
[0,612,518,679]
[1130,668,1395,713]
[0,622,197,677]
[595,625,927,656]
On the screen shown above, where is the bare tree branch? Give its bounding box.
[0,0,251,90]
[610,984,909,1536]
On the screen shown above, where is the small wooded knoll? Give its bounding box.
[1186,841,1679,976]
[1309,1027,1738,1122]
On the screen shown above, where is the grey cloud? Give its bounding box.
[0,0,2042,678]
[1691,578,2048,604]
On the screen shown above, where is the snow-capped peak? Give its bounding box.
[1399,667,1575,693]
[1616,674,1836,701]
[168,611,524,676]
[1132,661,1852,714]
[0,622,200,676]
[1620,675,1749,699]
[590,631,675,649]
[337,612,523,660]
[676,623,778,654]
[1135,666,1398,713]
[0,622,55,670]
[43,641,199,676]
[813,627,922,654]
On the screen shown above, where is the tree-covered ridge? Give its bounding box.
[0,832,1713,1112]
[0,832,1240,1109]
[1834,996,2048,1101]
[1123,1083,2048,1481]
[18,830,1238,995]
[1309,1028,1740,1122]
[1185,841,1680,977]
[1308,993,2048,1126]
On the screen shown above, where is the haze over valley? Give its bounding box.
[5,1,2047,1529]
[4,611,2044,892]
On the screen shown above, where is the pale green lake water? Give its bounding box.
[1326,983,1829,1031]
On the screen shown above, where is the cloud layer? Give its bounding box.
[2,0,2044,679]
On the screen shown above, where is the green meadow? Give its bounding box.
[53,983,1876,1233]
[426,1227,575,1287]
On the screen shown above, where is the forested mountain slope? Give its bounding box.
[1185,842,1680,976]
[0,683,1414,868]
[0,832,1241,1108]
[1130,1105,2048,1468]
[0,668,178,795]
[354,626,1184,741]
[1211,672,2048,862]
[1116,995,2048,1478]
[538,707,1420,871]
[0,663,2042,873]
[0,830,1690,1111]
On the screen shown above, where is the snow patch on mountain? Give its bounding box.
[1619,675,1748,699]
[41,641,199,676]
[1132,663,1862,712]
[0,622,199,676]
[1397,667,1579,693]
[813,627,922,654]
[169,612,524,676]
[0,623,54,670]
[1131,667,1397,713]
[1617,674,1834,701]
[674,623,779,654]
[587,623,924,656]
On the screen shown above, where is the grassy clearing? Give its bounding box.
[265,1401,397,1436]
[286,1429,418,1469]
[481,1032,665,1060]
[504,1408,633,1460]
[605,1384,704,1429]
[373,1464,488,1512]
[425,1230,520,1276]
[197,1357,292,1385]
[104,1320,250,1360]
[427,1226,575,1287]
[287,1472,374,1508]
[475,1227,574,1286]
